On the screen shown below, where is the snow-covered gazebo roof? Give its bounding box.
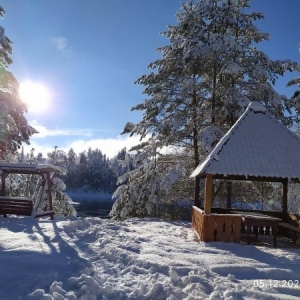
[191,102,300,182]
[0,163,63,175]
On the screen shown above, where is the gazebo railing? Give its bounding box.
[193,206,300,245]
[192,206,241,243]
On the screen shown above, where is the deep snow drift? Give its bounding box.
[0,216,300,299]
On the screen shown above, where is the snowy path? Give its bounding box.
[0,216,300,299]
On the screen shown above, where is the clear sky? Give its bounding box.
[1,0,299,158]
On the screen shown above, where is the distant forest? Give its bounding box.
[20,147,129,193]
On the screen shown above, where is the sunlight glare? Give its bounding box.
[19,81,51,113]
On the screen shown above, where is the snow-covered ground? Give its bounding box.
[0,216,300,300]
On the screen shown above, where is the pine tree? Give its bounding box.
[0,6,36,157]
[286,77,300,122]
[111,0,300,218]
[65,148,77,189]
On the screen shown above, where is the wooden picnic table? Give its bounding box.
[231,211,281,247]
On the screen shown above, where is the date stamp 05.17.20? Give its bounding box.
[253,280,299,288]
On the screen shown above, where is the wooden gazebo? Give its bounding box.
[0,163,63,219]
[190,102,300,244]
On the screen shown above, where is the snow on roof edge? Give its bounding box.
[190,101,266,178]
[247,101,267,113]
[0,162,64,174]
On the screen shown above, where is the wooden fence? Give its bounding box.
[192,206,241,242]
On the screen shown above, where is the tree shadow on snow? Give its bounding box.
[0,216,92,297]
[208,240,300,281]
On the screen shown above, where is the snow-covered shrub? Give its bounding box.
[109,157,159,220]
[109,148,195,220]
[48,177,76,217]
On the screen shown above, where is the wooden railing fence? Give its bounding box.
[192,206,241,243]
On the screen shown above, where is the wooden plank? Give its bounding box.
[204,215,215,242]
[0,204,31,209]
[0,207,32,212]
[232,216,241,243]
[192,206,204,240]
[35,211,54,219]
[0,200,32,205]
[46,172,53,211]
[0,209,32,216]
[208,174,289,183]
[224,216,233,242]
[0,196,32,201]
[0,205,32,211]
[278,222,299,243]
[0,199,32,203]
[204,174,213,214]
[279,222,299,231]
[214,215,224,242]
[0,202,32,207]
[0,197,33,217]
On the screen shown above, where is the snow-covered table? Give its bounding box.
[231,211,281,247]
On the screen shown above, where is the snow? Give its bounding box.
[247,101,267,113]
[0,162,63,174]
[191,102,300,179]
[198,125,225,153]
[1,216,300,299]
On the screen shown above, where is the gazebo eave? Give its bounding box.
[197,171,294,215]
[196,172,300,184]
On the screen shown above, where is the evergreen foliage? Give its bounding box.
[0,6,36,158]
[287,77,300,121]
[110,0,300,220]
[28,147,119,194]
[10,146,124,217]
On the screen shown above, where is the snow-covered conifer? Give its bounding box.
[113,0,300,216]
[0,6,36,157]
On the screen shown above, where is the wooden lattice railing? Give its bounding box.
[192,206,241,243]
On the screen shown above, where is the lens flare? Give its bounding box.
[19,81,51,113]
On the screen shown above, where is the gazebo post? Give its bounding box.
[282,178,288,215]
[1,173,7,196]
[204,174,213,214]
[194,176,201,207]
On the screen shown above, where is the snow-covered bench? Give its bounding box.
[0,196,33,217]
[278,222,299,244]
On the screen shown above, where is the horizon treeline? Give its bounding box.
[19,147,130,194]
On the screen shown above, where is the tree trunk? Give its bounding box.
[211,65,217,124]
[192,88,200,207]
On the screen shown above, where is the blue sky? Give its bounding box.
[1,0,299,158]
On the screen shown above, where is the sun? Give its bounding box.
[19,81,51,113]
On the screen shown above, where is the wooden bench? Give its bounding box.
[0,196,33,217]
[34,210,54,220]
[278,222,299,244]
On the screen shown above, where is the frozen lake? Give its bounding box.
[67,192,114,218]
